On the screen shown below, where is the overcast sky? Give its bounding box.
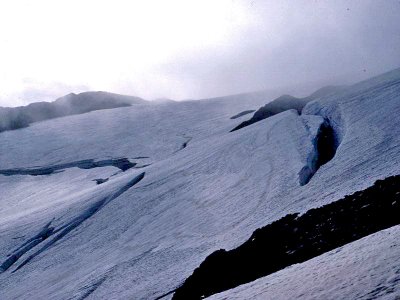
[0,0,399,106]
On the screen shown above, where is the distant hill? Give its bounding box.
[0,91,145,133]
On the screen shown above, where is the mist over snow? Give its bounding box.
[0,0,399,106]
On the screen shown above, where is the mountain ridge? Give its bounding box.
[0,91,145,133]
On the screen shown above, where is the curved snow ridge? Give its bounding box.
[0,158,137,176]
[303,100,345,150]
[0,172,145,273]
[173,174,400,299]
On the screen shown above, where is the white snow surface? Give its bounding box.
[210,225,400,300]
[0,68,399,299]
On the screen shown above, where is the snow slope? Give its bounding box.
[0,68,399,299]
[210,225,400,300]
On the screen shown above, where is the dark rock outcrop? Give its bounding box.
[173,174,400,299]
[231,86,345,132]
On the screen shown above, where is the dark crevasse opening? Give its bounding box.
[177,137,192,152]
[0,158,136,176]
[299,119,338,186]
[173,174,400,300]
[230,110,256,120]
[316,121,337,168]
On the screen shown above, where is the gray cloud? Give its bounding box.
[1,0,399,106]
[156,0,400,99]
[0,81,89,107]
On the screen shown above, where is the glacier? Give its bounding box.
[0,68,399,299]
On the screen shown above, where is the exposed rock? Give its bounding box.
[173,174,400,299]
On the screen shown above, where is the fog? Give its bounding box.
[0,0,399,106]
